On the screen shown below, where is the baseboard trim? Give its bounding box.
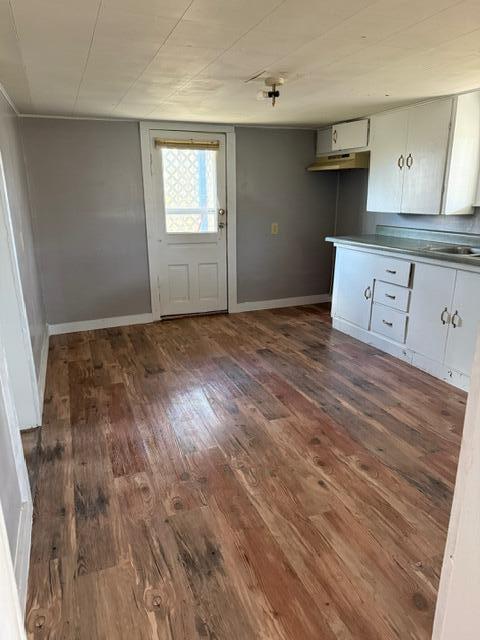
[48,313,154,335]
[14,499,33,614]
[231,294,331,313]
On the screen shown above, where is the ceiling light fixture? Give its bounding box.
[256,76,285,107]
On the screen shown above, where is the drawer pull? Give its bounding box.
[364,286,372,300]
[451,310,460,328]
[440,307,450,325]
[385,293,396,300]
[386,269,397,274]
[382,320,393,327]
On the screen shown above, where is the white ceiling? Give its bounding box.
[1,0,480,125]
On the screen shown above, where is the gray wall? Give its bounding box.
[236,127,337,302]
[21,119,151,324]
[22,120,338,323]
[336,169,480,236]
[0,91,45,374]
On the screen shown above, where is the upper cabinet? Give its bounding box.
[367,92,480,215]
[332,119,369,151]
[316,118,369,155]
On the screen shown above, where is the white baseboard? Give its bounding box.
[48,312,154,336]
[231,294,331,313]
[14,499,33,615]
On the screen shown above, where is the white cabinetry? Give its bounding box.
[316,118,369,155]
[367,110,408,213]
[400,100,452,215]
[332,120,369,151]
[445,271,480,375]
[367,92,480,215]
[332,248,374,329]
[407,263,456,362]
[316,128,332,155]
[330,244,480,390]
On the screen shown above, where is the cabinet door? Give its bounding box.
[407,263,456,362]
[316,127,332,155]
[367,110,408,213]
[444,271,480,375]
[332,120,368,151]
[332,248,375,330]
[401,99,453,214]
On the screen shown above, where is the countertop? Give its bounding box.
[325,229,480,268]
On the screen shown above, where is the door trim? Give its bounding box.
[0,152,41,428]
[140,121,237,320]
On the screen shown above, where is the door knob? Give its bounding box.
[218,208,225,216]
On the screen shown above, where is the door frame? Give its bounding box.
[0,500,27,639]
[0,151,41,428]
[140,121,237,320]
[0,297,33,617]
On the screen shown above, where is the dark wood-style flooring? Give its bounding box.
[24,305,466,639]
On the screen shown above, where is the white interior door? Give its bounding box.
[151,131,227,317]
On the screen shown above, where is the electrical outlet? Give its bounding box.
[271,222,279,235]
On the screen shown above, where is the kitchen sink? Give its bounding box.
[425,245,480,256]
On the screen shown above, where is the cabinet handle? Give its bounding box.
[364,286,372,300]
[385,293,396,300]
[382,320,393,327]
[451,310,460,328]
[397,154,405,169]
[386,269,397,274]
[332,129,337,144]
[440,307,451,325]
[406,153,413,169]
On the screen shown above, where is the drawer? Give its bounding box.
[373,281,410,312]
[373,256,412,287]
[371,303,408,344]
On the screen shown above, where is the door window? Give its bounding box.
[161,147,218,233]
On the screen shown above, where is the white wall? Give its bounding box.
[433,331,480,639]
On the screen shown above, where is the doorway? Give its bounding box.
[141,124,236,319]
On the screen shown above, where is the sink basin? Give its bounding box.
[425,245,480,256]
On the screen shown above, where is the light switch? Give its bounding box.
[271,222,279,235]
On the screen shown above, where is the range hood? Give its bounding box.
[307,151,370,171]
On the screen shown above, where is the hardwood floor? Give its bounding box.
[24,304,466,639]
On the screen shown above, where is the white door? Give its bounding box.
[407,263,456,362]
[333,248,375,330]
[367,110,408,213]
[401,99,452,214]
[444,270,480,375]
[151,131,227,317]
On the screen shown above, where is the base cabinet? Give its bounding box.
[444,271,480,375]
[331,244,480,390]
[332,248,374,330]
[406,263,456,362]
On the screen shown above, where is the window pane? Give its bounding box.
[161,147,218,233]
